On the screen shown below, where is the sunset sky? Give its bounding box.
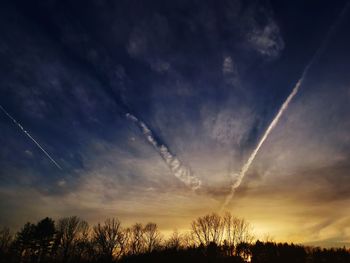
[1,0,350,248]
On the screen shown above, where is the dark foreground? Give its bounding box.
[120,242,350,263]
[1,215,349,263]
[1,241,350,263]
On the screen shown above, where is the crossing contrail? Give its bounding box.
[221,2,350,210]
[0,105,62,170]
[126,113,201,190]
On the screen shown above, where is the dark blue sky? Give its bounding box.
[1,0,350,246]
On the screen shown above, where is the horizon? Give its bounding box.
[1,0,350,250]
[4,212,350,249]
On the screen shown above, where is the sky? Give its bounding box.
[0,0,350,247]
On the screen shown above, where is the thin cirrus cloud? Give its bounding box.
[1,0,285,214]
[247,21,285,58]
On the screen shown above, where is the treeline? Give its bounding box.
[0,212,349,263]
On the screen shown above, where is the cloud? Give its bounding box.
[150,59,171,73]
[247,21,285,58]
[24,150,33,158]
[57,180,66,187]
[239,3,284,59]
[126,113,202,190]
[203,106,255,146]
[221,68,350,244]
[222,56,235,75]
[126,13,173,73]
[1,0,349,247]
[124,0,284,78]
[0,137,219,231]
[222,56,241,87]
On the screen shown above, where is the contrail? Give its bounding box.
[221,2,350,210]
[126,113,202,190]
[16,8,199,188]
[0,105,62,170]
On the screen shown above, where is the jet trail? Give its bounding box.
[221,2,350,210]
[0,105,62,170]
[126,113,201,190]
[221,81,301,209]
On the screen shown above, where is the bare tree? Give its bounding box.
[223,212,254,255]
[166,230,183,250]
[93,218,127,261]
[128,223,144,255]
[56,216,89,262]
[0,227,12,258]
[182,231,194,248]
[143,223,161,252]
[191,213,224,246]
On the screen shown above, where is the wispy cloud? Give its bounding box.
[126,113,201,190]
[222,56,241,87]
[1,0,349,248]
[247,21,284,58]
[222,2,350,209]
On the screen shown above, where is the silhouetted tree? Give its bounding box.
[181,232,194,248]
[223,212,254,255]
[11,218,55,263]
[236,242,252,262]
[12,222,36,262]
[2,213,350,263]
[56,216,89,262]
[93,218,126,262]
[143,223,161,253]
[165,230,182,250]
[251,241,307,263]
[0,227,12,262]
[128,223,144,255]
[206,241,219,262]
[35,217,56,263]
[191,213,223,246]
